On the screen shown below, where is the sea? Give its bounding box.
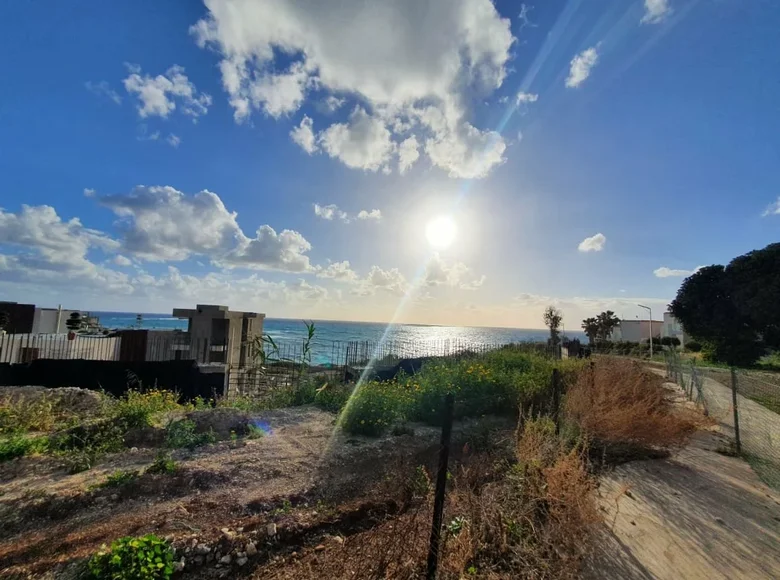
[92,312,586,365]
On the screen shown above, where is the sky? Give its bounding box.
[1,0,778,329]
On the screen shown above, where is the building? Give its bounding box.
[662,311,688,346]
[0,302,78,334]
[172,304,264,366]
[609,319,662,343]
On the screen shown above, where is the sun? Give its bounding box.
[425,215,457,249]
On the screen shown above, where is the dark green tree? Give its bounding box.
[543,306,563,347]
[65,312,84,332]
[0,310,9,332]
[596,310,621,341]
[669,265,765,366]
[581,317,599,344]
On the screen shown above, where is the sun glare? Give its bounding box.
[425,215,457,249]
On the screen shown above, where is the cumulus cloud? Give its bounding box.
[398,136,420,174]
[515,92,538,105]
[566,46,599,89]
[762,197,780,217]
[313,204,381,223]
[642,0,671,24]
[424,253,486,289]
[653,266,702,278]
[192,0,514,178]
[123,64,212,119]
[113,255,132,267]
[577,233,606,252]
[167,134,181,148]
[290,116,318,154]
[97,185,314,272]
[85,81,122,104]
[317,260,359,281]
[357,266,409,296]
[318,107,395,172]
[424,120,506,179]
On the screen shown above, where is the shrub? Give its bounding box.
[245,423,265,439]
[99,469,139,488]
[0,434,49,461]
[314,382,353,412]
[146,453,177,475]
[0,395,57,434]
[340,381,407,436]
[87,534,174,580]
[113,389,183,428]
[685,341,702,352]
[52,420,126,473]
[165,419,215,449]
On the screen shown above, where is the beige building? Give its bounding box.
[610,319,662,343]
[172,304,264,366]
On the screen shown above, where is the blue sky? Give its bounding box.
[1,0,778,328]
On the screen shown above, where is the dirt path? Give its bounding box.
[587,391,780,579]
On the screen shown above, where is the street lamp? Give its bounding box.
[637,304,652,358]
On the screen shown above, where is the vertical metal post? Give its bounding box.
[426,393,455,580]
[551,369,562,434]
[730,368,741,454]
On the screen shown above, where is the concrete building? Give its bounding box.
[610,319,662,343]
[172,304,264,366]
[0,302,80,334]
[662,311,688,346]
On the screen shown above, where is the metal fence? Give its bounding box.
[665,349,780,488]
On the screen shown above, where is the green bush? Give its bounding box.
[314,383,353,412]
[99,469,139,488]
[164,419,215,450]
[685,341,702,353]
[113,390,183,428]
[339,381,407,436]
[146,453,177,475]
[0,434,49,461]
[52,420,126,473]
[88,534,174,580]
[0,396,57,434]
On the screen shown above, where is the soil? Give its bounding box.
[0,403,510,578]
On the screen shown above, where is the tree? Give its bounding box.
[596,311,620,341]
[543,306,563,347]
[0,310,9,333]
[66,312,84,332]
[581,317,599,344]
[670,265,765,366]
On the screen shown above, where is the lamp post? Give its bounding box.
[637,304,652,358]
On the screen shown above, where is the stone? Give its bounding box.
[193,556,205,566]
[174,559,185,572]
[333,536,344,545]
[245,542,258,557]
[315,544,325,552]
[236,552,246,558]
[237,557,248,567]
[220,555,232,565]
[266,523,277,537]
[195,544,210,555]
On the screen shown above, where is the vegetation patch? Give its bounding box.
[87,534,174,580]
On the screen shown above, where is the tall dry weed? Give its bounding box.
[565,358,701,448]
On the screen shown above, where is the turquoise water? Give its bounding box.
[92,312,586,365]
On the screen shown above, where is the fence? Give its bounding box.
[665,349,780,487]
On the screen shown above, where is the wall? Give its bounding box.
[0,334,121,363]
[32,309,77,334]
[611,320,662,343]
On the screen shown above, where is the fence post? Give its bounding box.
[426,393,455,580]
[730,368,741,454]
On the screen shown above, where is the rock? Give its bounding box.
[236,552,246,559]
[206,554,214,563]
[333,536,344,545]
[237,557,248,567]
[195,544,210,555]
[110,494,119,502]
[193,556,205,566]
[220,555,232,565]
[245,542,258,557]
[174,559,185,572]
[315,544,325,552]
[237,527,244,532]
[129,446,139,454]
[266,523,277,537]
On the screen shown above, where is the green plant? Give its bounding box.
[447,516,467,536]
[113,389,183,428]
[314,382,353,412]
[0,395,57,434]
[99,469,139,488]
[246,423,265,439]
[87,534,174,580]
[0,434,49,461]
[165,419,215,450]
[685,340,702,353]
[410,465,431,498]
[146,453,177,475]
[339,381,406,436]
[52,420,126,473]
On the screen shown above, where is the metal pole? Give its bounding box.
[730,368,741,454]
[426,393,455,580]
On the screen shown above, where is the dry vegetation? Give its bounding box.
[0,356,708,579]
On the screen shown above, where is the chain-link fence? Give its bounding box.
[665,350,780,488]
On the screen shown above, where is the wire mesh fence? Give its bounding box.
[665,349,780,488]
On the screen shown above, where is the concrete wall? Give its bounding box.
[31,308,77,334]
[0,333,121,363]
[662,312,688,345]
[611,320,662,343]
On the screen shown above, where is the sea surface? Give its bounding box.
[92,312,586,365]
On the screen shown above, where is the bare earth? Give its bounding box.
[588,383,780,580]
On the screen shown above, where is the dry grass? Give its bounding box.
[565,358,702,449]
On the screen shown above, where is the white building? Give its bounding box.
[662,311,688,346]
[31,306,79,334]
[610,319,662,343]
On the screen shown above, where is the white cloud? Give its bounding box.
[566,46,599,89]
[314,204,381,223]
[290,116,318,154]
[317,260,358,281]
[318,107,395,172]
[313,203,348,222]
[762,197,780,217]
[113,255,132,266]
[578,233,606,252]
[642,0,671,24]
[398,136,420,174]
[192,0,514,178]
[424,253,485,289]
[356,209,381,221]
[424,120,506,179]
[123,64,212,119]
[323,95,345,113]
[167,134,181,148]
[356,266,409,296]
[222,225,314,272]
[515,92,538,105]
[653,266,702,278]
[85,81,122,104]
